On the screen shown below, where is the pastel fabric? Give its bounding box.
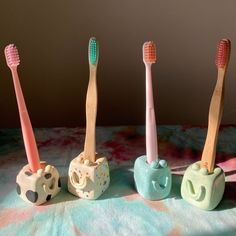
[0,126,236,236]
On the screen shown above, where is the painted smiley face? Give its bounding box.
[68,152,110,200]
[70,171,88,190]
[39,165,61,196]
[181,161,225,210]
[16,162,61,205]
[134,155,172,200]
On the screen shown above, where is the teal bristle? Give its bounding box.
[89,38,97,65]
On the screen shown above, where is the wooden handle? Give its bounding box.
[201,69,226,173]
[84,66,97,162]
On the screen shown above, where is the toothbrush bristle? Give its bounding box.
[4,44,20,67]
[89,37,98,65]
[143,41,156,64]
[215,39,230,68]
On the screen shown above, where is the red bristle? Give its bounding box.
[4,44,20,67]
[215,39,230,68]
[143,41,156,63]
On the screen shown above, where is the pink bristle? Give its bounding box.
[143,41,156,64]
[215,39,230,68]
[4,44,20,67]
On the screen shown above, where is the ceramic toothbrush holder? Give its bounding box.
[68,152,110,199]
[181,161,225,210]
[16,161,61,205]
[134,155,172,200]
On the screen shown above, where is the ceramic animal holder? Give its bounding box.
[134,155,172,200]
[16,161,61,205]
[68,152,110,199]
[181,161,225,210]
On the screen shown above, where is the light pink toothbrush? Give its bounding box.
[5,44,41,173]
[143,41,158,164]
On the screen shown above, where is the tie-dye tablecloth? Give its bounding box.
[0,126,236,236]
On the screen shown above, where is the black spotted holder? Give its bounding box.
[16,161,61,205]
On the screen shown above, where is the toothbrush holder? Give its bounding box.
[134,155,172,200]
[181,161,225,210]
[68,152,110,199]
[16,161,61,205]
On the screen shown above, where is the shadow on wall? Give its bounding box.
[0,1,236,127]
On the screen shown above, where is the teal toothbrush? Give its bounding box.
[84,37,99,163]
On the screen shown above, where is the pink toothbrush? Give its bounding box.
[5,44,41,173]
[134,41,171,200]
[143,42,158,164]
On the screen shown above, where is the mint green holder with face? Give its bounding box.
[134,155,172,200]
[181,161,225,210]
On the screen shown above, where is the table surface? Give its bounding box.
[0,125,236,236]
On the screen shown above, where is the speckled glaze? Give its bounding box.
[68,152,110,199]
[16,161,61,205]
[181,161,225,210]
[134,155,172,200]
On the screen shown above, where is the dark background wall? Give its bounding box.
[0,0,235,128]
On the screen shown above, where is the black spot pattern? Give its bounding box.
[16,183,21,195]
[45,173,52,179]
[46,194,52,201]
[25,171,32,176]
[58,178,61,188]
[26,190,38,203]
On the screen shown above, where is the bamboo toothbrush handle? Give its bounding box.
[201,69,226,173]
[84,66,97,162]
[12,68,41,172]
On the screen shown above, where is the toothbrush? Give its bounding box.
[84,37,99,163]
[5,44,41,173]
[143,41,158,164]
[201,39,231,173]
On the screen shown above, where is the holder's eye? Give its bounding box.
[45,173,52,179]
[25,171,33,176]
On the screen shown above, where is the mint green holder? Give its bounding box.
[134,155,172,200]
[181,161,225,210]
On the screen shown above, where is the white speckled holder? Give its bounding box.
[16,161,61,205]
[68,152,110,199]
